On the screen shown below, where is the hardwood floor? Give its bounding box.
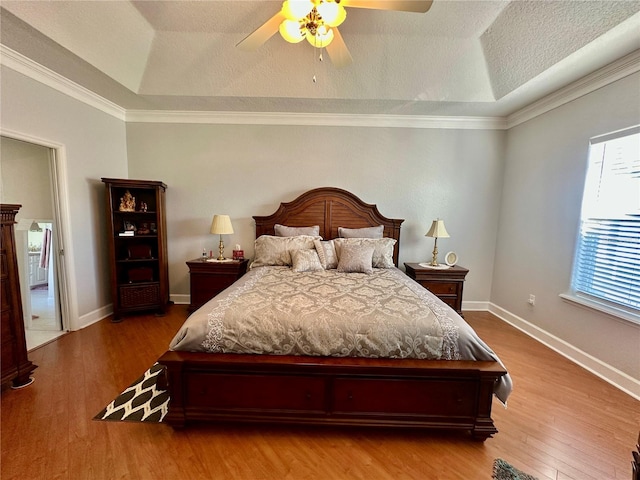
[1,307,638,480]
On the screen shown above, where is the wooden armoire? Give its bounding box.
[1,204,36,388]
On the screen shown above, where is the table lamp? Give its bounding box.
[210,214,234,260]
[425,219,450,266]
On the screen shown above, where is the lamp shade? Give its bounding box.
[210,215,234,235]
[29,221,42,232]
[279,19,305,43]
[317,2,346,27]
[306,26,334,48]
[282,0,314,20]
[425,219,450,238]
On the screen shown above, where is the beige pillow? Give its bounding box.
[291,249,324,272]
[251,235,321,268]
[338,225,384,239]
[333,237,396,268]
[274,224,320,237]
[314,239,338,269]
[336,244,375,274]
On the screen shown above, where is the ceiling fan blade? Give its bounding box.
[326,28,353,68]
[236,12,285,51]
[341,0,433,13]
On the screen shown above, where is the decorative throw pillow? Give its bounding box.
[314,239,338,269]
[333,237,396,268]
[251,235,321,268]
[291,249,324,272]
[336,244,375,274]
[274,224,320,237]
[338,225,384,239]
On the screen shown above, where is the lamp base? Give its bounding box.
[217,236,225,261]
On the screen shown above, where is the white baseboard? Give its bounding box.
[170,294,190,305]
[78,304,113,329]
[77,297,189,329]
[488,303,640,401]
[462,300,490,311]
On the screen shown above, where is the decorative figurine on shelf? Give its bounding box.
[136,222,150,235]
[139,201,148,212]
[119,190,136,212]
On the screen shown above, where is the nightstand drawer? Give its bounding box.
[404,263,469,317]
[422,282,458,295]
[439,297,458,309]
[186,258,249,312]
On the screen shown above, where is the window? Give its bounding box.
[566,126,640,322]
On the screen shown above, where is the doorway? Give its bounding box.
[24,221,64,348]
[0,136,67,350]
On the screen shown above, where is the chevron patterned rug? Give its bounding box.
[94,363,169,423]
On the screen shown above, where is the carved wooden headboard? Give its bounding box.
[253,187,404,266]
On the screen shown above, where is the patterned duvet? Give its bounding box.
[170,266,512,403]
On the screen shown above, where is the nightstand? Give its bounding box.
[186,258,249,313]
[404,263,469,317]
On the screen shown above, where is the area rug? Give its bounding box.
[94,363,169,423]
[492,458,538,480]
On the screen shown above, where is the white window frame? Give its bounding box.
[562,125,640,325]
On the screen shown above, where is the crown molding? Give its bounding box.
[507,49,640,129]
[2,42,637,130]
[0,45,126,121]
[125,110,508,130]
[0,43,505,130]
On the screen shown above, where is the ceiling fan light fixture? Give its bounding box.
[279,19,306,43]
[316,2,346,27]
[282,0,314,21]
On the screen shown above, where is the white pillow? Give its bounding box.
[336,244,374,274]
[338,225,384,239]
[333,237,396,268]
[251,235,321,268]
[291,249,324,272]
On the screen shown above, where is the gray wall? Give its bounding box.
[0,137,53,219]
[1,60,638,391]
[0,67,128,327]
[492,72,640,379]
[125,123,506,300]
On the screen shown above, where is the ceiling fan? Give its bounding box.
[237,0,433,68]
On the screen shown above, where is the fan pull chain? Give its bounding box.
[312,36,324,84]
[312,35,317,83]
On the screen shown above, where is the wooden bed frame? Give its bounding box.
[158,187,506,440]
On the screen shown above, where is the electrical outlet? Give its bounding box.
[528,294,536,306]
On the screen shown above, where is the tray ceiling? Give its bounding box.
[1,0,639,117]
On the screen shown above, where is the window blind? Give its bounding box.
[571,126,640,314]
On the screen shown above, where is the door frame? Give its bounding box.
[1,128,78,332]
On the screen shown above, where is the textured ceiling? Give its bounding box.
[1,0,639,117]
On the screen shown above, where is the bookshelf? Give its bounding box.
[101,178,169,321]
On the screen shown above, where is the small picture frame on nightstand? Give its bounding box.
[445,251,458,266]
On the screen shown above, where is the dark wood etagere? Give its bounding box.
[1,204,36,388]
[101,178,169,321]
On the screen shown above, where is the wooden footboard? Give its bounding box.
[158,351,506,441]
